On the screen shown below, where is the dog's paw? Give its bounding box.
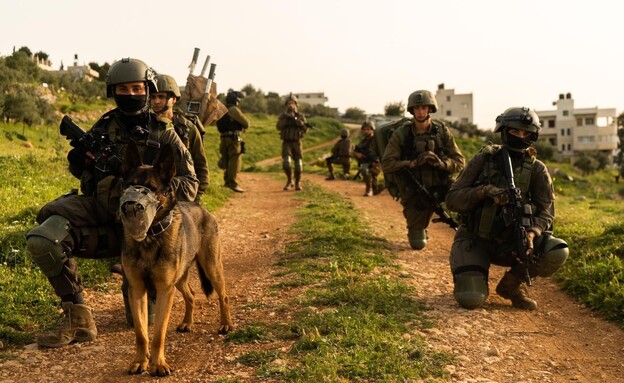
[218,323,233,334]
[176,323,192,332]
[150,360,174,377]
[128,359,149,375]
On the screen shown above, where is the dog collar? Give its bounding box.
[147,211,173,237]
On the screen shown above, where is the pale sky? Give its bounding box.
[1,0,620,129]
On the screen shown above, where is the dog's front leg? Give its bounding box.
[149,284,176,377]
[125,268,149,374]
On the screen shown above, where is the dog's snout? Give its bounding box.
[121,201,146,217]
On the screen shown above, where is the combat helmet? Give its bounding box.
[361,120,376,131]
[495,107,541,151]
[407,90,438,114]
[105,58,157,98]
[285,93,298,106]
[340,128,349,138]
[155,74,181,99]
[226,89,245,106]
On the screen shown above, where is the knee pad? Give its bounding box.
[537,236,569,277]
[453,268,489,309]
[294,159,303,174]
[282,156,292,171]
[26,215,71,277]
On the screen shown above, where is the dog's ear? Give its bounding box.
[154,144,176,184]
[121,141,142,179]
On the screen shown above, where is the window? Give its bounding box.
[577,118,583,126]
[567,128,571,135]
[446,96,451,101]
[548,120,555,128]
[567,144,571,151]
[578,136,595,143]
[446,110,452,116]
[460,117,469,123]
[561,129,565,136]
[585,117,594,125]
[563,110,569,116]
[561,144,565,151]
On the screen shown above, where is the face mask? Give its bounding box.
[504,131,532,151]
[114,94,148,115]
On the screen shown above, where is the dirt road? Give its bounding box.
[1,172,623,383]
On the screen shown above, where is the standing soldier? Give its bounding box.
[381,90,465,250]
[445,107,569,310]
[353,120,384,196]
[25,58,198,347]
[151,74,209,201]
[326,128,354,180]
[277,94,308,191]
[216,89,250,192]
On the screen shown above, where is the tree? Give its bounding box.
[89,62,110,81]
[574,153,599,175]
[3,90,39,126]
[384,101,405,116]
[343,107,366,121]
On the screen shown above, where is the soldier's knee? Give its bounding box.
[26,215,71,277]
[453,268,489,309]
[282,156,292,171]
[537,236,569,277]
[294,159,303,173]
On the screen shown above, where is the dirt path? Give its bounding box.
[1,172,623,383]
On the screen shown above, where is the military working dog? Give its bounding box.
[118,142,233,376]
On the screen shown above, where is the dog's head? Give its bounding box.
[118,142,176,242]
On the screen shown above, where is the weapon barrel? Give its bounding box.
[59,115,86,140]
[188,47,200,75]
[204,63,217,95]
[199,55,211,77]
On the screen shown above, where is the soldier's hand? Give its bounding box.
[479,184,510,205]
[525,230,536,255]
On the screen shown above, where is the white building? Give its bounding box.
[289,92,328,106]
[536,93,618,163]
[434,83,474,124]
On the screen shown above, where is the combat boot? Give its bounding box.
[364,182,373,197]
[36,302,97,347]
[326,172,336,181]
[295,175,303,191]
[373,183,386,196]
[408,228,427,250]
[495,271,537,311]
[283,175,294,191]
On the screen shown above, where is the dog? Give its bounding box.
[118,142,233,376]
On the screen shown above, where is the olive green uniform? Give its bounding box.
[381,119,464,233]
[276,110,308,188]
[216,105,250,189]
[172,111,209,199]
[354,133,383,195]
[28,109,198,300]
[326,137,353,178]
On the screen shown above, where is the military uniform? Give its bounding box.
[326,131,353,180]
[353,129,383,196]
[381,118,464,246]
[216,104,250,191]
[172,111,209,198]
[277,106,308,190]
[445,107,569,310]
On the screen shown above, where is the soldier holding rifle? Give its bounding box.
[277,94,309,191]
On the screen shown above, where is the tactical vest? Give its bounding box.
[467,144,536,240]
[216,113,245,134]
[354,135,376,163]
[279,113,306,142]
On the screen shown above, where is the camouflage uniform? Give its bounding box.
[171,111,209,199]
[381,118,464,247]
[326,129,353,180]
[353,122,383,196]
[216,95,250,192]
[445,107,569,311]
[277,96,308,191]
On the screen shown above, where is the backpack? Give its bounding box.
[376,118,448,199]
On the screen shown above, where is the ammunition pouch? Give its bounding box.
[95,175,123,224]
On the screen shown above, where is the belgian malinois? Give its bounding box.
[118,142,233,376]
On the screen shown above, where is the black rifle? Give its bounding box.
[500,147,534,285]
[60,115,122,174]
[403,168,459,230]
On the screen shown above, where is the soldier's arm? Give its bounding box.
[437,127,466,174]
[160,129,199,202]
[276,113,288,131]
[445,154,488,214]
[381,129,411,174]
[527,160,555,236]
[187,125,210,195]
[228,106,250,130]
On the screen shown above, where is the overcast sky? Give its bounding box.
[1,0,619,129]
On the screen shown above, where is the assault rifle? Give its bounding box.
[500,147,534,285]
[60,115,122,174]
[403,168,459,230]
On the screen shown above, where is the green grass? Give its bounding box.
[228,183,451,382]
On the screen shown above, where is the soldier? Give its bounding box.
[276,94,309,191]
[216,89,250,192]
[151,74,209,200]
[325,128,353,180]
[353,120,384,197]
[381,90,465,250]
[25,58,198,347]
[445,107,569,310]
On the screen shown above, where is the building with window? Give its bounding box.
[535,93,618,163]
[434,83,474,124]
[289,92,328,106]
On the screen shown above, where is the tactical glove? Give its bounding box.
[479,184,510,205]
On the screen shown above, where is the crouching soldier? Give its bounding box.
[353,120,384,196]
[326,128,353,180]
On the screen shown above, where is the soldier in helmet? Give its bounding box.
[25,58,198,347]
[353,120,384,196]
[445,107,569,311]
[325,128,354,180]
[276,94,309,191]
[216,89,250,192]
[151,74,209,200]
[381,90,465,249]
